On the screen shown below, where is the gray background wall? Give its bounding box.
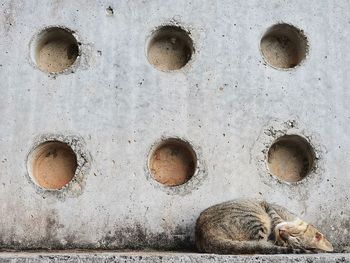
[0,0,349,251]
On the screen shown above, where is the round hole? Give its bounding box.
[148,138,197,186]
[260,23,308,69]
[147,25,194,71]
[267,135,315,183]
[32,27,79,73]
[28,141,78,190]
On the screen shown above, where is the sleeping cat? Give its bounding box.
[195,199,333,254]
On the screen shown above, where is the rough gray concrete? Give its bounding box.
[0,252,350,263]
[0,0,349,252]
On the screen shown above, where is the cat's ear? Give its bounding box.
[315,232,322,241]
[313,232,333,252]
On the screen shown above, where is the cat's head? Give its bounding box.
[277,219,333,252]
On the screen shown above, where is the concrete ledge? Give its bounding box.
[0,252,349,263]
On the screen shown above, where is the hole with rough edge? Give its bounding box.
[267,135,315,183]
[149,138,197,186]
[28,141,78,190]
[32,27,79,73]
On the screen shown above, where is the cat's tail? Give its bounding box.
[197,237,307,254]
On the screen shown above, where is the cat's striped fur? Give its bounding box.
[195,199,333,254]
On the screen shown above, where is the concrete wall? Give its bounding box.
[0,0,349,251]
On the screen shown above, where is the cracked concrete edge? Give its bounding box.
[0,252,349,263]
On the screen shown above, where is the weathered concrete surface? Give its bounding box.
[0,0,349,252]
[0,252,350,263]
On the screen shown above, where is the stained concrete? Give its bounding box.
[0,0,349,253]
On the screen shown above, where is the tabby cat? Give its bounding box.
[195,199,333,254]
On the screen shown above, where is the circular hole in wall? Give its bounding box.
[147,25,194,71]
[149,138,197,186]
[32,27,79,73]
[28,141,78,190]
[267,135,315,183]
[260,23,308,69]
